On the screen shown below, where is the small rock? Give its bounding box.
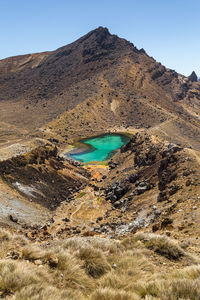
[112,263,117,269]
[34,260,43,265]
[165,231,171,237]
[48,255,58,268]
[152,223,160,232]
[9,215,18,223]
[62,217,70,222]
[96,216,103,222]
[161,218,173,229]
[186,179,192,186]
[26,232,35,240]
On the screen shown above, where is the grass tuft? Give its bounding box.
[89,287,140,300]
[134,232,185,259]
[78,247,111,278]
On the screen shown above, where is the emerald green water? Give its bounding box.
[67,134,130,163]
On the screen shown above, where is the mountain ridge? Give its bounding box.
[0,27,200,150]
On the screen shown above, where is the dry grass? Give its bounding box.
[89,288,140,300]
[77,246,111,278]
[135,278,200,299]
[172,265,200,280]
[0,260,49,295]
[0,229,200,299]
[0,228,27,259]
[11,285,81,300]
[133,232,185,259]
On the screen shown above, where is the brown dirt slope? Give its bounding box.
[0,145,89,212]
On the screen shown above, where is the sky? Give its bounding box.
[0,0,199,76]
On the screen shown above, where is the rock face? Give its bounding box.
[188,71,198,82]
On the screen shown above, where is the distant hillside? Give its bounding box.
[0,27,200,149]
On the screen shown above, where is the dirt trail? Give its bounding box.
[48,165,111,236]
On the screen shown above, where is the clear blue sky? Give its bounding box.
[0,0,199,76]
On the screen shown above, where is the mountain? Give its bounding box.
[1,27,200,299]
[0,26,200,151]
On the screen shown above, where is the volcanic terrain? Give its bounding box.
[0,27,200,299]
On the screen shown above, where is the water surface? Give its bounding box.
[66,133,130,163]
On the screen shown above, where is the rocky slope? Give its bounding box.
[0,27,200,150]
[10,133,198,248]
[0,144,89,228]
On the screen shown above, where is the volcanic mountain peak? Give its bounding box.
[0,27,200,152]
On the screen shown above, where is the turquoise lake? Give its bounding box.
[67,134,130,163]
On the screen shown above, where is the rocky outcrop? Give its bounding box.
[188,71,198,82]
[102,133,186,211]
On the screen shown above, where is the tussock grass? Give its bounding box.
[77,246,111,278]
[0,230,199,299]
[21,245,94,294]
[0,228,27,262]
[22,245,45,261]
[54,250,94,292]
[135,278,200,300]
[62,236,122,254]
[99,272,129,291]
[171,264,200,280]
[134,232,185,259]
[99,249,154,295]
[0,228,11,241]
[11,284,84,300]
[89,287,140,300]
[161,279,200,300]
[0,228,27,245]
[134,264,200,299]
[0,260,48,293]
